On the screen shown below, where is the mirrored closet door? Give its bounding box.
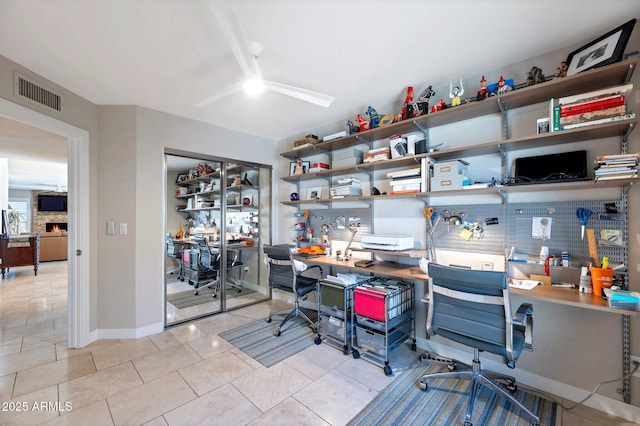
[165,150,272,326]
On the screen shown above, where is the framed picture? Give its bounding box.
[175,173,189,184]
[566,19,636,76]
[289,160,310,176]
[537,118,550,134]
[306,187,323,200]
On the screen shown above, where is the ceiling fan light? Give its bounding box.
[243,77,265,96]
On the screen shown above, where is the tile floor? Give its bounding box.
[0,261,636,425]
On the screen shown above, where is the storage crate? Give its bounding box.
[355,321,412,355]
[319,314,351,341]
[354,279,413,323]
[433,159,469,177]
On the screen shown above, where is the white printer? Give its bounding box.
[360,235,414,251]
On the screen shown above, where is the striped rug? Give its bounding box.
[348,363,557,426]
[219,312,317,367]
[167,287,255,309]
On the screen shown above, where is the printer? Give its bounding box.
[360,235,414,251]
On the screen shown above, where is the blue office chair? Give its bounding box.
[264,245,322,337]
[420,263,538,426]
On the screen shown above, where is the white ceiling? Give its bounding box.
[0,0,639,189]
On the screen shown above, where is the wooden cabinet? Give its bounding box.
[0,235,39,278]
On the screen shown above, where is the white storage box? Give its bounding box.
[333,156,363,168]
[333,148,364,161]
[431,174,467,191]
[433,159,469,177]
[360,235,414,251]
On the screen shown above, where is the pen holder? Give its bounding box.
[590,267,613,296]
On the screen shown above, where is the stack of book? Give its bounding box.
[594,153,639,181]
[551,84,635,131]
[329,177,362,198]
[387,167,422,194]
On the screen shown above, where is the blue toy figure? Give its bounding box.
[366,106,381,129]
[346,120,359,134]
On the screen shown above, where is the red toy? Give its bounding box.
[355,114,370,132]
[430,99,448,113]
[476,75,489,101]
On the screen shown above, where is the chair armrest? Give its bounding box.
[513,303,534,351]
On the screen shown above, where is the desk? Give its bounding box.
[294,256,427,281]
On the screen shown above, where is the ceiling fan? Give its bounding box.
[195,3,334,108]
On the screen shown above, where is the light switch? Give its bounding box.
[119,223,127,235]
[107,220,115,235]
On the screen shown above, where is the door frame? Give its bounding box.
[0,98,91,348]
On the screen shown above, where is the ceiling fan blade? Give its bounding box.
[194,82,243,107]
[209,3,257,78]
[264,80,335,107]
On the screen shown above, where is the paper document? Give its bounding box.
[508,278,541,291]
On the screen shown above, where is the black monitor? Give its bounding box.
[1,209,8,236]
[37,194,68,212]
[513,150,588,184]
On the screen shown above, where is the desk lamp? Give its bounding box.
[333,215,358,261]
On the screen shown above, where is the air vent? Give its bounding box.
[14,72,63,112]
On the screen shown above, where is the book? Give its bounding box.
[558,83,633,105]
[560,94,625,116]
[560,106,626,125]
[386,167,421,178]
[390,177,422,185]
[561,112,635,130]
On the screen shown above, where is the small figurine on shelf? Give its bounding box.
[401,86,415,119]
[431,98,448,113]
[526,66,545,86]
[293,159,306,175]
[476,75,489,101]
[555,61,568,79]
[412,84,435,116]
[355,114,370,132]
[495,76,513,95]
[449,79,464,106]
[233,173,242,186]
[346,120,359,135]
[366,106,381,129]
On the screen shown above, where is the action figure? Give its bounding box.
[431,98,448,113]
[495,76,513,95]
[412,84,435,116]
[449,79,464,106]
[401,86,415,119]
[355,114,369,132]
[526,66,545,86]
[476,75,489,101]
[555,61,568,79]
[346,120,359,134]
[366,106,381,129]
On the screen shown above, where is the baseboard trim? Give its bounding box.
[96,322,164,340]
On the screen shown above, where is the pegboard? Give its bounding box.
[292,207,372,244]
[505,200,627,267]
[430,204,506,254]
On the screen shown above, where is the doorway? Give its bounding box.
[0,98,90,348]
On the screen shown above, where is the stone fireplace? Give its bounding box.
[46,222,68,232]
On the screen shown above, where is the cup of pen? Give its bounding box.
[590,267,613,296]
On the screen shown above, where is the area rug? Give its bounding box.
[348,363,557,426]
[167,287,255,309]
[219,312,317,368]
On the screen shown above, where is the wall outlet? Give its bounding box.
[631,356,640,378]
[481,261,494,271]
[243,266,250,272]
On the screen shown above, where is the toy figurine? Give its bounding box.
[526,66,545,86]
[555,61,568,79]
[366,106,381,129]
[293,159,306,175]
[412,84,435,117]
[431,98,448,113]
[233,173,242,186]
[476,75,489,101]
[449,79,464,106]
[401,86,415,119]
[379,114,395,127]
[346,120,359,135]
[495,76,512,95]
[355,114,369,132]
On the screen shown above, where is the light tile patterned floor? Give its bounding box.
[0,261,636,425]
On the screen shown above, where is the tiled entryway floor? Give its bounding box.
[0,261,635,425]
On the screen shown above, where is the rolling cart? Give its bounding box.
[352,278,416,376]
[314,276,369,354]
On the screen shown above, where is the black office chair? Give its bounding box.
[419,263,538,426]
[193,237,243,297]
[264,245,322,336]
[166,235,186,279]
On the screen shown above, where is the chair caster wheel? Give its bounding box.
[275,330,282,337]
[464,422,472,426]
[342,346,349,355]
[383,365,392,376]
[266,318,272,323]
[419,381,427,391]
[314,336,322,345]
[447,363,456,371]
[212,294,217,298]
[194,291,199,296]
[352,350,360,359]
[505,381,517,393]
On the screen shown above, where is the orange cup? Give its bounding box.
[590,267,613,296]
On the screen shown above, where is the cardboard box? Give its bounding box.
[433,159,469,177]
[364,147,391,163]
[431,174,466,191]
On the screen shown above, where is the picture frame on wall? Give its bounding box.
[289,160,310,176]
[176,173,189,184]
[566,19,636,76]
